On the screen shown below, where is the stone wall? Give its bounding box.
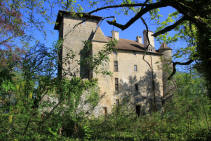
[110,50,163,113]
[61,15,99,77]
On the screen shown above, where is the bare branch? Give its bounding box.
[168,59,194,80]
[141,17,152,69]
[106,2,168,30]
[153,16,187,37]
[140,16,157,111]
[88,3,149,14]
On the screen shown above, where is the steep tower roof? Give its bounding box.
[159,43,172,50]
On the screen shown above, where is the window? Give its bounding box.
[114,51,117,56]
[134,65,137,71]
[114,61,118,72]
[115,78,119,91]
[136,105,141,117]
[135,83,139,92]
[103,107,107,117]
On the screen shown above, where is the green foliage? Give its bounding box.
[151,7,200,64]
[85,86,99,108]
[0,38,113,140]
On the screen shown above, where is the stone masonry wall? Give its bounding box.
[92,46,164,115]
[110,50,163,113]
[62,15,99,77]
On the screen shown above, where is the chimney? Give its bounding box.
[136,36,142,44]
[143,30,155,48]
[112,31,119,40]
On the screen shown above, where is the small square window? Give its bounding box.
[134,65,137,71]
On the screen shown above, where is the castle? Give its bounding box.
[54,11,172,116]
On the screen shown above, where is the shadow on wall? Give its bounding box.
[79,31,98,79]
[116,70,162,115]
[80,40,92,79]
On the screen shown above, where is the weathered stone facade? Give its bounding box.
[55,11,172,116]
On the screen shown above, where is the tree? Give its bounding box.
[0,1,24,46]
[0,0,25,85]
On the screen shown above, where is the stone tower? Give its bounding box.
[54,11,102,78]
[159,43,173,97]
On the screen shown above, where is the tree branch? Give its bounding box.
[0,36,13,45]
[152,16,187,37]
[88,3,149,14]
[106,2,168,30]
[141,17,152,69]
[168,59,194,80]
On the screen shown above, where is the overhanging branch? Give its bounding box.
[97,2,168,30]
[168,59,194,80]
[140,16,157,111]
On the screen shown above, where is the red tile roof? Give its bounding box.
[106,37,161,55]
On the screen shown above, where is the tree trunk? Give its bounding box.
[197,25,211,98]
